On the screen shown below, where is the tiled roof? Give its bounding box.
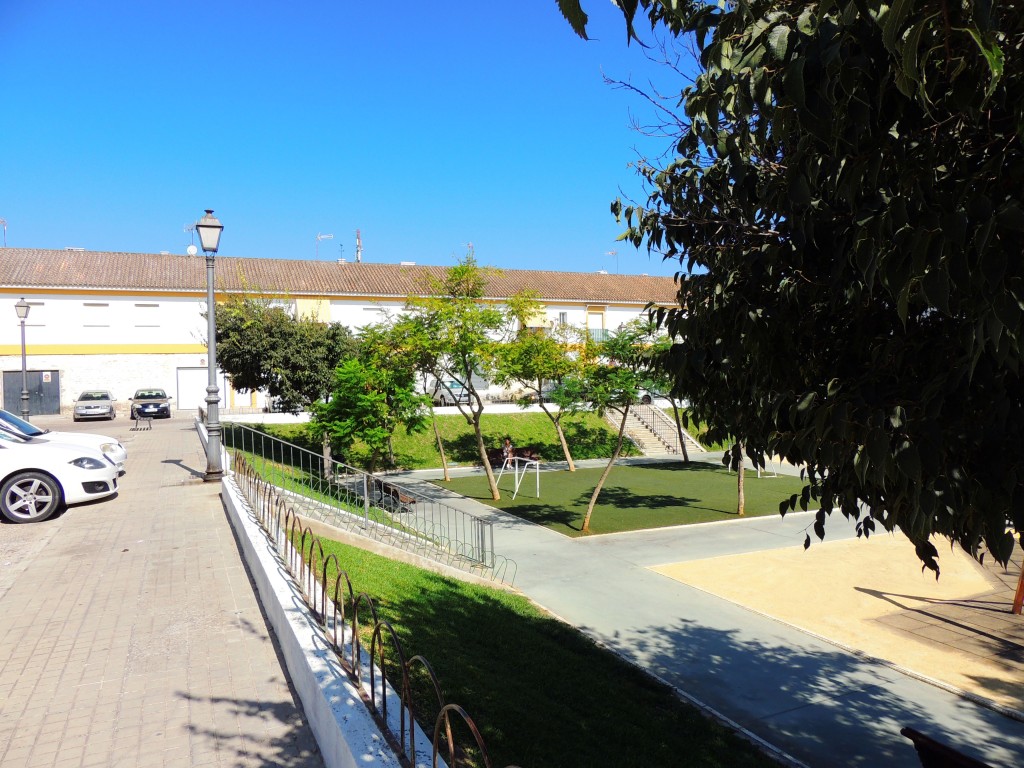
[0,248,680,304]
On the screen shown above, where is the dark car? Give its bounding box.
[130,389,172,419]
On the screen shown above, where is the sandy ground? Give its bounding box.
[652,533,1024,711]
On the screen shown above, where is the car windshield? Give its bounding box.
[135,390,166,399]
[0,409,46,437]
[0,428,31,445]
[78,391,110,401]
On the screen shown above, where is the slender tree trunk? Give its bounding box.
[670,398,691,464]
[322,431,333,479]
[540,401,575,471]
[736,442,746,516]
[583,407,629,532]
[431,412,450,482]
[473,414,500,500]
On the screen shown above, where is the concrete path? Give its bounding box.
[395,468,1024,768]
[0,414,323,768]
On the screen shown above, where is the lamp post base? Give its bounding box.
[204,469,224,482]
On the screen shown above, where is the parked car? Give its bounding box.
[0,429,119,523]
[130,389,172,419]
[431,380,471,406]
[73,390,116,421]
[0,409,127,474]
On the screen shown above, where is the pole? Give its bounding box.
[204,253,223,480]
[19,317,29,422]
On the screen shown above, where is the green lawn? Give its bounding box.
[305,536,778,768]
[439,461,807,536]
[257,411,641,470]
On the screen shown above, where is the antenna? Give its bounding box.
[184,223,196,246]
[355,229,363,263]
[606,250,618,274]
[316,232,334,259]
[0,218,6,247]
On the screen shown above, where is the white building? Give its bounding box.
[0,248,679,415]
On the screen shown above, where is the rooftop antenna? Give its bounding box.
[355,229,363,263]
[338,244,345,262]
[0,218,6,247]
[606,250,618,274]
[184,223,196,247]
[316,232,334,259]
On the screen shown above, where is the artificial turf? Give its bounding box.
[438,460,808,536]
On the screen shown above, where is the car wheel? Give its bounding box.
[130,408,137,420]
[73,416,80,422]
[1,472,64,523]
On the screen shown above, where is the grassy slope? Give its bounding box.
[261,411,641,470]
[311,536,778,768]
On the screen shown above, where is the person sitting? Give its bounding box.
[501,437,514,464]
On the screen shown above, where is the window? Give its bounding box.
[134,302,159,328]
[83,302,110,328]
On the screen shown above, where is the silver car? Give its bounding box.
[73,390,116,421]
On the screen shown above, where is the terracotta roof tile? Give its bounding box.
[0,248,680,304]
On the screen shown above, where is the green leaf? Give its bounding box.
[556,0,589,40]
[767,24,790,60]
[881,0,914,54]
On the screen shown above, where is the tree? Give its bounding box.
[557,320,652,532]
[405,256,535,500]
[492,322,596,471]
[216,295,358,413]
[563,1,1024,572]
[312,348,427,472]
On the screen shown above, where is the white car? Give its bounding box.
[0,430,119,523]
[0,409,127,474]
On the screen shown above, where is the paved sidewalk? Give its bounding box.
[0,414,323,768]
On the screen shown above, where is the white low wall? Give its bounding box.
[220,475,403,768]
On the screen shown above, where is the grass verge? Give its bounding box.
[257,411,640,470]
[306,535,779,768]
[438,461,807,536]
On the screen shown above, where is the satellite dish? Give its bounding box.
[186,245,198,256]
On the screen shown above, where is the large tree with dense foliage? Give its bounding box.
[563,1,1024,573]
[215,295,358,413]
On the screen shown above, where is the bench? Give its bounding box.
[370,479,417,514]
[132,415,153,431]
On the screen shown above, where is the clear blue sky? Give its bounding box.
[1,2,687,277]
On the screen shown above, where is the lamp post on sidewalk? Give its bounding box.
[196,210,224,481]
[14,298,30,421]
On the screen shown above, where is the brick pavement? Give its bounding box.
[0,414,324,768]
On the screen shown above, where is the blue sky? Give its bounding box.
[1,2,688,277]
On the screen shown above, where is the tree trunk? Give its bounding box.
[540,401,575,471]
[431,412,450,482]
[670,398,691,464]
[736,442,746,516]
[582,407,629,532]
[473,415,501,500]
[322,431,333,479]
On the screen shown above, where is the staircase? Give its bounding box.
[607,403,706,457]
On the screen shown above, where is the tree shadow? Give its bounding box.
[610,615,1024,768]
[576,485,713,513]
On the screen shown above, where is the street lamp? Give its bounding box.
[195,209,224,481]
[14,298,30,421]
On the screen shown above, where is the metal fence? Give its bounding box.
[231,452,523,768]
[221,422,516,585]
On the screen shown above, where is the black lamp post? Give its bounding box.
[196,210,224,481]
[14,298,30,421]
